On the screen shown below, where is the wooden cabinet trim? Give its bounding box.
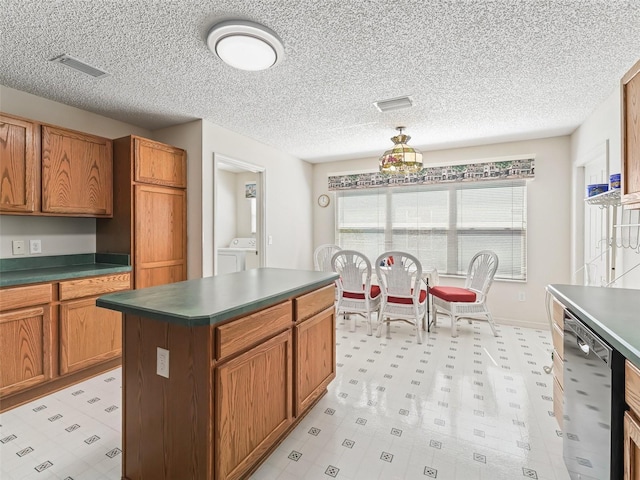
[551,298,565,331]
[622,58,640,208]
[59,272,131,301]
[552,376,563,429]
[551,323,564,360]
[626,360,640,415]
[625,410,640,480]
[0,113,37,213]
[0,283,53,312]
[294,284,335,322]
[552,348,563,387]
[215,301,292,360]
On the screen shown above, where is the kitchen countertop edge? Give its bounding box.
[97,268,339,327]
[547,284,640,368]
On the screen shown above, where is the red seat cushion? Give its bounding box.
[429,286,476,302]
[343,284,381,300]
[387,289,427,304]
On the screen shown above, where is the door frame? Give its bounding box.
[213,154,267,274]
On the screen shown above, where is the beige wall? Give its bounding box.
[313,136,573,328]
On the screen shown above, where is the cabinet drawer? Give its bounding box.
[216,301,292,360]
[59,272,131,301]
[552,323,564,360]
[553,348,563,387]
[552,298,565,330]
[626,360,640,416]
[0,283,53,312]
[294,284,335,322]
[553,376,563,429]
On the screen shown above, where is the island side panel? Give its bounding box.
[123,314,212,480]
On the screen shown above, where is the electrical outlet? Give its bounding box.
[157,347,169,378]
[518,291,526,302]
[12,240,25,255]
[29,239,42,254]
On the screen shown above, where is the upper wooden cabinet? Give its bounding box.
[42,126,113,216]
[0,113,37,213]
[0,112,113,217]
[97,135,186,289]
[134,137,186,188]
[622,59,640,208]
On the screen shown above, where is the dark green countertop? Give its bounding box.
[97,268,338,327]
[547,284,640,367]
[0,253,131,287]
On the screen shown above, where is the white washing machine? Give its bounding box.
[217,238,258,275]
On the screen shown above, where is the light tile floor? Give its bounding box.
[0,316,571,480]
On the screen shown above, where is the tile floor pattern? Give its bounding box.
[0,316,572,480]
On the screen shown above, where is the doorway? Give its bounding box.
[213,154,266,275]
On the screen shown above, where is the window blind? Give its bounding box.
[335,180,527,280]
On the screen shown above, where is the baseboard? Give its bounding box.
[494,316,550,331]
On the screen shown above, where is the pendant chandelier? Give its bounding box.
[379,126,423,174]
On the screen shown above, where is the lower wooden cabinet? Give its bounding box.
[0,271,130,411]
[0,305,52,396]
[626,360,640,479]
[59,297,122,375]
[625,411,640,480]
[215,330,293,480]
[295,305,336,416]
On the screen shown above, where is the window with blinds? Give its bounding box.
[335,180,527,280]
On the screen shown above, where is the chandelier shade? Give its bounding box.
[379,127,423,174]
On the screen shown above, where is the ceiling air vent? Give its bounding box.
[49,54,110,79]
[373,96,413,113]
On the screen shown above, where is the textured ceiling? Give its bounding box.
[1,1,639,163]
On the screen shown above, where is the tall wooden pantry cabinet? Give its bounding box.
[97,136,187,289]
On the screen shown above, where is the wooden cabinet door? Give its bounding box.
[0,114,37,213]
[134,184,186,288]
[41,125,113,216]
[215,330,292,480]
[134,137,186,188]
[0,306,51,396]
[622,59,640,208]
[294,306,336,416]
[59,297,122,375]
[625,411,640,480]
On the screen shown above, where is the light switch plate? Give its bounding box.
[29,239,42,254]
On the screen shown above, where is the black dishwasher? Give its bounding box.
[563,310,625,480]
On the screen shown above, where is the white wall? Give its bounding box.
[313,136,573,328]
[571,89,640,288]
[156,119,314,279]
[0,85,151,259]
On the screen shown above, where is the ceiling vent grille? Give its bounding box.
[49,54,110,79]
[373,96,413,112]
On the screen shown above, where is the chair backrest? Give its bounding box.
[374,251,423,300]
[314,244,342,272]
[332,250,373,295]
[464,250,499,299]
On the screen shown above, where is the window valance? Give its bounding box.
[328,158,534,191]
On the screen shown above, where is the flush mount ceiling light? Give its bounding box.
[206,20,284,71]
[379,126,423,174]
